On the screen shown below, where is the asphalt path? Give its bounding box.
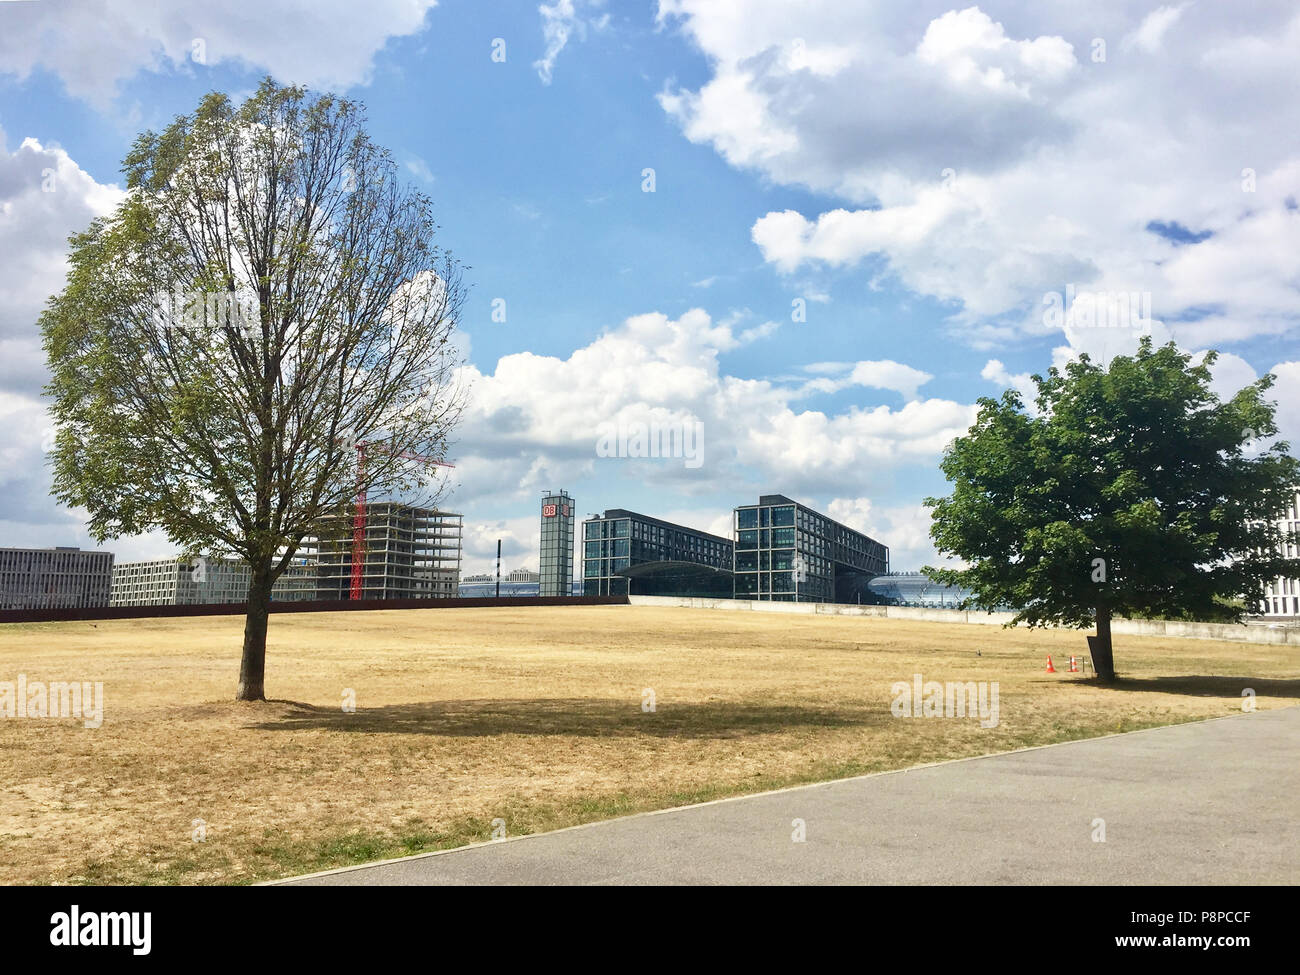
[279,707,1298,885]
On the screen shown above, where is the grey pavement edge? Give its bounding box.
[275,706,1299,886]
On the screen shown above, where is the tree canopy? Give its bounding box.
[41,79,467,699]
[925,338,1299,680]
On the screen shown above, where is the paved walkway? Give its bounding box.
[280,707,1298,885]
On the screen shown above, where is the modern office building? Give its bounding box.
[1259,486,1300,619]
[582,509,734,596]
[732,494,888,602]
[0,547,113,610]
[303,503,462,600]
[111,556,315,607]
[539,490,575,596]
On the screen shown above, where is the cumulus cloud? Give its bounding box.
[0,133,125,390]
[0,0,439,102]
[0,132,133,551]
[660,1,1300,354]
[797,359,934,401]
[1270,361,1300,449]
[449,308,976,510]
[825,496,947,570]
[916,6,1075,96]
[980,358,1038,408]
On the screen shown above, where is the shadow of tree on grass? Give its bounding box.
[248,697,882,738]
[1084,675,1300,698]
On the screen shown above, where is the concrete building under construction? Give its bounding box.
[304,503,462,600]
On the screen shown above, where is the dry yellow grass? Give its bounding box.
[1,604,1296,885]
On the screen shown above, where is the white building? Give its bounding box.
[0,547,114,610]
[111,556,315,607]
[1260,487,1300,619]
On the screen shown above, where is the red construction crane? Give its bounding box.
[351,441,454,601]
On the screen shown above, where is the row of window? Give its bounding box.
[1262,596,1299,616]
[736,506,796,530]
[736,527,796,550]
[584,557,631,577]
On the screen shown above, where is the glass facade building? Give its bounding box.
[583,509,733,596]
[732,494,888,602]
[539,490,575,596]
[866,572,976,608]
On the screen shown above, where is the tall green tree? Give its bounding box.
[42,79,466,700]
[926,339,1298,681]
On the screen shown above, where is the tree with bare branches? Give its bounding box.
[41,79,467,700]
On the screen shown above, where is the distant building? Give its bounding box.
[456,580,586,597]
[303,503,462,600]
[582,509,733,597]
[0,547,113,610]
[457,567,578,598]
[111,556,315,607]
[459,579,538,597]
[539,490,575,596]
[733,494,888,603]
[866,572,974,608]
[1259,486,1300,619]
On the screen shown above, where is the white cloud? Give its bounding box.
[825,497,945,570]
[460,515,539,576]
[980,358,1038,408]
[449,308,976,510]
[797,359,934,401]
[1124,4,1189,53]
[0,0,439,102]
[1269,361,1300,450]
[404,157,435,184]
[916,6,1075,97]
[534,0,609,85]
[0,132,125,397]
[660,1,1300,354]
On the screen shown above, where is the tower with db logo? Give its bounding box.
[539,490,575,596]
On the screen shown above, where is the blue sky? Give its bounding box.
[1,0,1297,574]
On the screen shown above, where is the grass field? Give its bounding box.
[1,604,1296,885]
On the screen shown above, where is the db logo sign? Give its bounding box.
[561,505,570,517]
[543,504,557,517]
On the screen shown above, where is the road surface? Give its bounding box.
[278,707,1298,885]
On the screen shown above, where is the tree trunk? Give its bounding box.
[237,560,274,701]
[1090,603,1116,682]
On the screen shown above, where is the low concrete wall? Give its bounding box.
[0,594,628,625]
[628,595,1300,647]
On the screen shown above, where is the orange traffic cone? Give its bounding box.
[1069,656,1079,673]
[1046,655,1057,673]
